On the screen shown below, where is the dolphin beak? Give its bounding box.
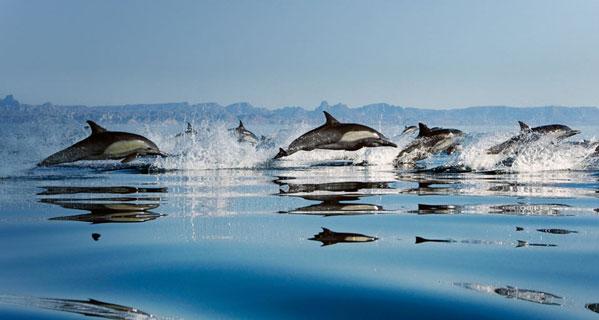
[561,130,581,139]
[382,140,398,148]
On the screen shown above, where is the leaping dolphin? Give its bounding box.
[274,111,397,159]
[486,121,580,155]
[229,120,259,145]
[393,123,464,165]
[38,120,166,166]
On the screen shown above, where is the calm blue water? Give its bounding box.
[1,165,599,319]
[1,119,599,319]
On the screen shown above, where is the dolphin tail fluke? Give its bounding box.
[274,148,288,159]
[415,236,427,244]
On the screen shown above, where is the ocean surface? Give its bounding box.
[1,119,599,319]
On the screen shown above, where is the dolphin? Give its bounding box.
[230,120,259,145]
[309,227,378,246]
[175,122,198,137]
[487,121,580,155]
[400,125,418,136]
[393,123,464,165]
[38,121,166,166]
[274,111,396,159]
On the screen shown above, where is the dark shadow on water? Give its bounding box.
[0,294,157,319]
[586,303,599,314]
[455,283,563,306]
[309,227,378,246]
[414,236,556,248]
[536,228,578,235]
[415,236,455,244]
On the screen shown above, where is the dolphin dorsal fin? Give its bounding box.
[323,111,340,126]
[321,227,332,234]
[518,121,531,132]
[417,123,432,137]
[238,120,244,129]
[87,120,107,135]
[187,122,193,130]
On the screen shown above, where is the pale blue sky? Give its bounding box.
[1,0,599,108]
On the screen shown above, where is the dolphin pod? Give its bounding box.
[39,116,594,167]
[274,111,397,159]
[38,120,166,166]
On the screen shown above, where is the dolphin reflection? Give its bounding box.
[455,283,563,306]
[0,294,157,319]
[38,186,167,196]
[310,228,378,246]
[47,202,163,224]
[282,195,384,216]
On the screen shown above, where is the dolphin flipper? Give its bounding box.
[121,154,138,163]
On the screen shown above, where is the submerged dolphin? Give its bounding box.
[229,120,259,144]
[400,125,418,136]
[394,123,464,165]
[274,111,396,159]
[38,121,165,166]
[487,121,580,155]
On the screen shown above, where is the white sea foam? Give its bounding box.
[1,118,598,177]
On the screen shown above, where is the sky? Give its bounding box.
[1,0,599,109]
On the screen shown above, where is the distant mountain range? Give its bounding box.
[2,94,598,127]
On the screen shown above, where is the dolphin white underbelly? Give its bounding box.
[339,131,379,143]
[103,140,147,158]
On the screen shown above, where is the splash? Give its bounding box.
[459,131,598,172]
[1,117,598,177]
